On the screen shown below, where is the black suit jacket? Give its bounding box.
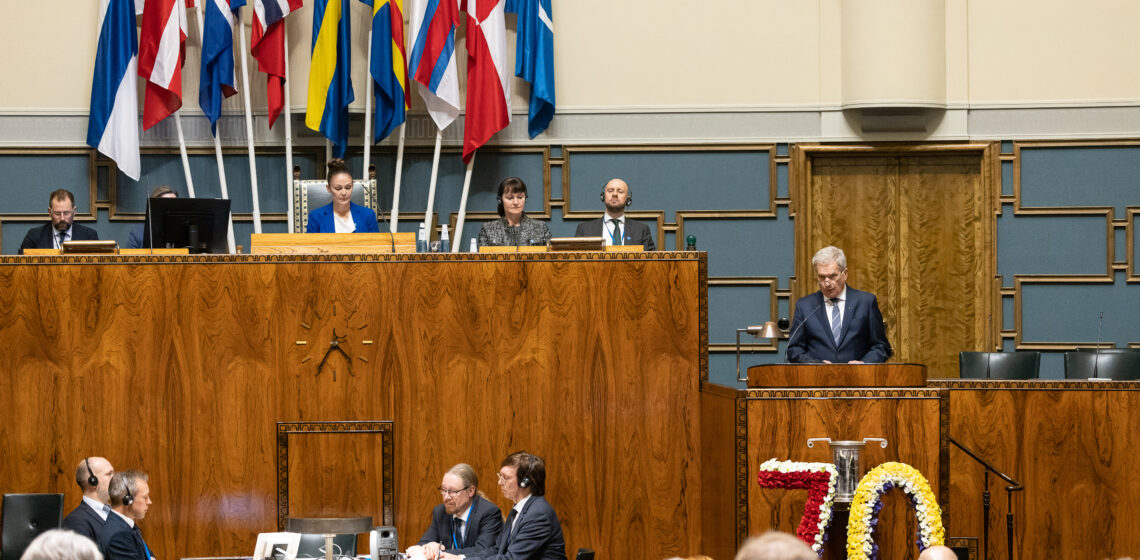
[416,495,502,556]
[62,501,107,543]
[786,287,892,364]
[19,223,100,254]
[467,495,566,560]
[574,218,655,251]
[98,513,151,560]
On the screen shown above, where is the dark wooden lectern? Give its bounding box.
[739,363,946,559]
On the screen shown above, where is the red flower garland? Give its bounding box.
[757,463,838,551]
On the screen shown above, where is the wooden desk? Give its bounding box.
[930,379,1140,559]
[735,364,946,559]
[0,252,705,560]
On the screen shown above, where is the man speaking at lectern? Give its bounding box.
[787,246,891,364]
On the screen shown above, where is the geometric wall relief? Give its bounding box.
[997,212,1111,278]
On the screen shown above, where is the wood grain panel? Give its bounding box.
[700,384,738,560]
[744,390,945,560]
[937,381,1140,559]
[0,253,703,560]
[794,145,996,378]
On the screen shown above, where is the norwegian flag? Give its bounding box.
[252,0,303,128]
[460,0,510,163]
[408,0,460,131]
[138,0,188,130]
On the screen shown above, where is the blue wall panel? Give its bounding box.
[1020,146,1140,213]
[0,155,91,213]
[1020,278,1136,346]
[683,217,792,278]
[566,150,770,213]
[709,285,771,345]
[997,214,1107,276]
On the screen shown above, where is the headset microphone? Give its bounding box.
[85,458,99,487]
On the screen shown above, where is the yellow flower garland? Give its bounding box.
[845,462,945,560]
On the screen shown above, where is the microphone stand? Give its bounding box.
[1093,311,1104,379]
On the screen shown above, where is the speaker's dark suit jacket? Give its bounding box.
[416,495,502,556]
[574,218,655,251]
[786,287,891,364]
[466,495,566,560]
[19,223,100,254]
[98,513,151,560]
[61,500,107,543]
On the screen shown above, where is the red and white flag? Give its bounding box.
[138,0,188,130]
[461,0,510,163]
[252,0,303,128]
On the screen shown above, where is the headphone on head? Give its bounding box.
[517,454,534,489]
[600,183,633,208]
[85,458,99,488]
[123,481,134,506]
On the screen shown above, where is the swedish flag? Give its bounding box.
[306,0,355,157]
[361,0,408,142]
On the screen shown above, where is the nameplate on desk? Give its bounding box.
[250,233,416,254]
[479,245,548,253]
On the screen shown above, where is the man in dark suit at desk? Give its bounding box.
[62,457,115,542]
[443,452,565,560]
[787,246,891,364]
[408,464,502,558]
[574,178,655,250]
[19,189,100,254]
[98,471,154,560]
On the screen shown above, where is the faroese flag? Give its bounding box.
[361,0,408,142]
[306,0,355,157]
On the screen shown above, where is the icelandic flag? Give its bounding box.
[305,0,354,157]
[138,0,188,130]
[505,0,554,138]
[200,0,245,135]
[460,0,510,163]
[360,0,409,142]
[252,0,303,128]
[408,0,460,131]
[87,0,141,180]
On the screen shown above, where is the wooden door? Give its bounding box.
[793,144,996,378]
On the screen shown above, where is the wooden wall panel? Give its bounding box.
[794,145,996,378]
[937,381,1140,559]
[743,389,946,560]
[0,253,704,560]
[699,383,738,560]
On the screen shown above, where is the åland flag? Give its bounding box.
[360,0,409,142]
[306,0,354,157]
[200,0,245,134]
[87,0,141,180]
[408,0,460,131]
[505,0,554,138]
[460,0,510,163]
[138,0,188,130]
[252,0,304,128]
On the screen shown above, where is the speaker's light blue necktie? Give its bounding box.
[830,298,842,344]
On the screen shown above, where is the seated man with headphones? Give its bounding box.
[98,471,155,560]
[442,451,566,560]
[62,457,116,542]
[573,178,656,250]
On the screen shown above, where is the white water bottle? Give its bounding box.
[469,238,478,253]
[440,224,450,253]
[417,223,427,253]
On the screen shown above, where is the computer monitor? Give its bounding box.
[141,197,231,253]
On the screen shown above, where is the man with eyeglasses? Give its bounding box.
[786,246,891,364]
[407,464,502,559]
[19,189,100,254]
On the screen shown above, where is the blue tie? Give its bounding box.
[830,298,842,344]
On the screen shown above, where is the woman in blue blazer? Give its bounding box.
[306,158,380,233]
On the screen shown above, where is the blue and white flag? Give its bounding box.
[505,0,554,138]
[87,0,141,180]
[200,0,245,135]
